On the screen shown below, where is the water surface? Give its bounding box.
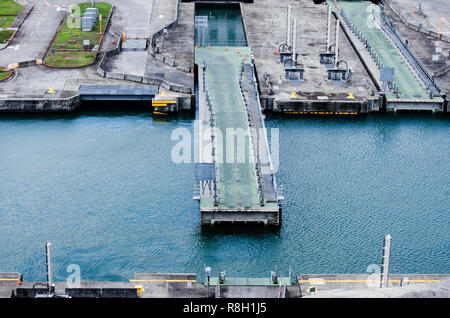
[0,112,448,281]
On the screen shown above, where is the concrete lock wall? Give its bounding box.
[0,96,81,112]
[273,100,367,114]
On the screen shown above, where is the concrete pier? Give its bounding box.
[2,272,448,298]
[0,0,194,113]
[195,46,281,226]
[1,0,448,112]
[298,273,450,297]
[333,1,445,112]
[382,1,450,111]
[241,0,381,114]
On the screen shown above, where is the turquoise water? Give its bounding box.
[195,3,247,46]
[0,111,449,282]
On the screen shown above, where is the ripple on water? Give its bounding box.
[0,113,449,281]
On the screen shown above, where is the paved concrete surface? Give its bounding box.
[102,0,193,91]
[388,0,450,37]
[154,1,194,68]
[144,56,193,89]
[107,51,148,77]
[0,2,65,66]
[384,3,450,96]
[0,273,21,298]
[148,0,178,37]
[0,0,193,103]
[242,0,377,103]
[3,272,449,298]
[0,65,149,98]
[304,277,450,298]
[298,273,450,297]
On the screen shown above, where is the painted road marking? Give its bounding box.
[0,279,20,281]
[347,92,355,99]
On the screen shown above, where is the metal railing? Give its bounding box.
[340,9,402,97]
[379,10,444,97]
[195,40,248,47]
[238,61,265,206]
[201,63,221,206]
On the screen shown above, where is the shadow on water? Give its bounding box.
[199,223,281,239]
[0,100,195,121]
[266,111,449,123]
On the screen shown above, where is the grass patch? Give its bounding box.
[44,51,96,68]
[74,2,112,18]
[0,29,14,43]
[52,16,110,50]
[0,70,11,80]
[0,0,23,15]
[0,67,12,81]
[0,16,16,28]
[44,2,112,67]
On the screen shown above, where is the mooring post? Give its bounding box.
[287,5,291,48]
[293,18,297,64]
[205,266,211,297]
[326,6,331,52]
[380,234,392,288]
[335,19,340,68]
[45,242,55,295]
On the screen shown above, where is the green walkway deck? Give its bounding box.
[196,47,261,208]
[329,1,427,99]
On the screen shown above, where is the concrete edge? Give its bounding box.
[0,28,18,51]
[382,0,450,44]
[150,0,181,53]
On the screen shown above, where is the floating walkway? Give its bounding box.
[195,46,281,225]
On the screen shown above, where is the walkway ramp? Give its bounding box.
[330,1,444,111]
[195,47,281,225]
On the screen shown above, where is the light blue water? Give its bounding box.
[195,3,247,46]
[0,111,449,282]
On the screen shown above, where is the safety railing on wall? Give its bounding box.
[379,10,444,97]
[238,61,265,207]
[201,63,220,206]
[150,0,181,50]
[196,40,248,48]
